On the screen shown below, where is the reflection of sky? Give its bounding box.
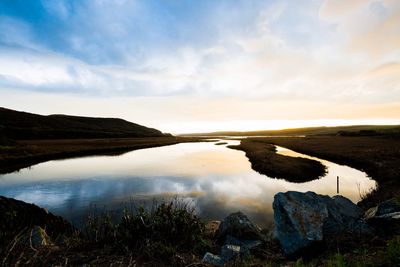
[0,140,376,227]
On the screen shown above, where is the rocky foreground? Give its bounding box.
[1,192,400,266]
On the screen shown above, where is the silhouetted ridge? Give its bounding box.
[0,107,170,139]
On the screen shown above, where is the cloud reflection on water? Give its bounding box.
[0,140,376,227]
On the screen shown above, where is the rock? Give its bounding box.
[373,212,400,220]
[365,199,400,219]
[0,196,75,242]
[220,244,241,261]
[273,191,372,256]
[202,244,247,266]
[203,212,264,266]
[332,195,363,219]
[202,252,224,266]
[364,199,400,234]
[224,235,262,258]
[216,212,264,244]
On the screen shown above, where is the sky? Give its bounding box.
[0,0,399,134]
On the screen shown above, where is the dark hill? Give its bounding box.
[0,107,170,139]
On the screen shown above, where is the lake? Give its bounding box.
[0,139,376,227]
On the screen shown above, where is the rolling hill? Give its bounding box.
[182,125,400,137]
[0,107,170,140]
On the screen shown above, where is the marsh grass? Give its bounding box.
[252,136,400,209]
[228,139,327,183]
[75,199,207,261]
[385,235,400,266]
[0,199,208,266]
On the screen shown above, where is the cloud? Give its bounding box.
[41,0,71,20]
[320,0,400,59]
[0,0,399,129]
[319,0,368,19]
[0,16,40,50]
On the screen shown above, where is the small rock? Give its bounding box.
[224,235,262,257]
[220,244,241,261]
[365,199,400,234]
[202,252,224,266]
[216,212,264,244]
[365,199,400,219]
[203,212,264,266]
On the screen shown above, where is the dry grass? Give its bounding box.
[246,136,400,208]
[0,199,208,267]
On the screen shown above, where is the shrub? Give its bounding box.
[385,236,400,266]
[80,200,207,261]
[327,253,346,267]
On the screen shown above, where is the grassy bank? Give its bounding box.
[1,199,208,266]
[241,136,400,208]
[0,137,203,174]
[228,139,326,183]
[2,196,400,266]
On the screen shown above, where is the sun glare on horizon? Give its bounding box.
[0,0,399,131]
[167,119,400,134]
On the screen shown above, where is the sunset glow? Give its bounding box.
[0,0,399,133]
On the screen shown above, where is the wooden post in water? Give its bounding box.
[337,176,340,194]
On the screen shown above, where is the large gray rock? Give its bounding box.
[332,195,363,218]
[273,191,372,255]
[216,212,264,244]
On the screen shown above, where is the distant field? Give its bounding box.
[184,125,400,137]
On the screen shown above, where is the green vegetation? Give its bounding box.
[229,139,326,183]
[327,253,346,267]
[385,235,400,266]
[80,201,207,260]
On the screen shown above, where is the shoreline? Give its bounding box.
[0,137,205,175]
[238,136,400,208]
[228,139,327,183]
[2,135,398,208]
[1,136,400,265]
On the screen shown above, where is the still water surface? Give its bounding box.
[0,140,376,227]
